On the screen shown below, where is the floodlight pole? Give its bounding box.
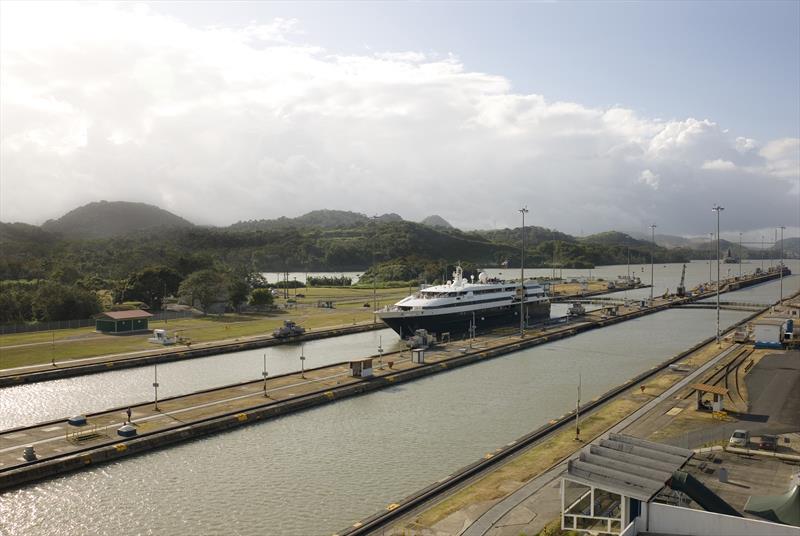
[779,226,786,303]
[709,232,713,285]
[519,206,529,338]
[738,232,742,278]
[300,344,306,378]
[268,352,269,398]
[712,205,724,345]
[153,361,160,410]
[649,224,657,302]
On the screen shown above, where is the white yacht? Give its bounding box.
[378,266,550,338]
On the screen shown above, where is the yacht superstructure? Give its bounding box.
[378,266,550,338]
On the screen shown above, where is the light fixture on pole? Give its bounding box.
[709,232,713,284]
[519,206,529,338]
[761,235,765,272]
[712,205,724,345]
[738,232,742,278]
[268,352,269,398]
[649,224,657,302]
[378,335,383,369]
[779,226,786,303]
[153,361,160,411]
[300,344,306,378]
[372,215,378,324]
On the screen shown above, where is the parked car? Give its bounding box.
[758,434,778,451]
[729,429,749,447]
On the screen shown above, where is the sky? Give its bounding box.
[1,1,798,241]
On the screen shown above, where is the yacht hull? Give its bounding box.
[379,301,550,338]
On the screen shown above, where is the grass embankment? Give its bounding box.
[0,287,408,370]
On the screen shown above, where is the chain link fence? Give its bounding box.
[0,310,197,335]
[666,420,770,450]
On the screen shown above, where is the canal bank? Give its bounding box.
[0,271,783,491]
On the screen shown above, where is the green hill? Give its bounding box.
[42,201,193,239]
[229,209,405,231]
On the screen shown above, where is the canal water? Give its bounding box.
[2,277,789,535]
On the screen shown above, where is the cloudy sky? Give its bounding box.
[1,1,798,240]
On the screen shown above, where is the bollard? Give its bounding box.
[22,445,37,461]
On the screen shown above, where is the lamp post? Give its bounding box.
[268,352,269,398]
[519,206,529,338]
[761,235,765,272]
[649,224,657,302]
[378,335,383,369]
[779,226,786,303]
[372,215,378,324]
[712,205,724,344]
[153,361,160,410]
[709,232,713,285]
[300,344,306,378]
[738,232,742,278]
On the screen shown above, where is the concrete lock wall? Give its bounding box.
[648,502,800,536]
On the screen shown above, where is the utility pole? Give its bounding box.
[519,206,529,338]
[761,235,765,272]
[552,229,557,279]
[709,232,713,285]
[712,205,724,345]
[738,232,742,278]
[574,373,581,441]
[779,226,786,303]
[153,361,160,410]
[268,352,269,398]
[372,215,378,324]
[649,224,657,302]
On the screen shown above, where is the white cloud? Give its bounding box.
[1,1,797,235]
[701,159,737,171]
[638,169,660,189]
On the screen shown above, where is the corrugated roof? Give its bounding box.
[96,309,153,320]
[690,383,729,396]
[566,434,693,502]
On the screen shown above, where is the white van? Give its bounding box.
[729,429,749,447]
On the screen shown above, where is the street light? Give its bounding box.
[372,215,378,324]
[779,226,786,303]
[708,232,714,285]
[738,232,742,278]
[299,344,306,378]
[712,205,724,344]
[519,206,529,338]
[649,224,657,302]
[761,235,765,272]
[378,335,383,369]
[268,352,269,398]
[153,361,160,410]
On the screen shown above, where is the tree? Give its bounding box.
[126,266,183,310]
[178,269,229,313]
[31,282,101,321]
[228,278,250,311]
[249,288,274,310]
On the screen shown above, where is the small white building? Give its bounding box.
[753,318,788,348]
[561,434,800,536]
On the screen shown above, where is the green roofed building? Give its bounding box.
[95,310,153,334]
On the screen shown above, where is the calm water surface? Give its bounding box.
[0,304,751,536]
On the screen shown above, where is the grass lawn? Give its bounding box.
[0,287,408,370]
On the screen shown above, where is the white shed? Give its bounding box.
[752,318,786,347]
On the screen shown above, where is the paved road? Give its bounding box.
[746,350,800,434]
